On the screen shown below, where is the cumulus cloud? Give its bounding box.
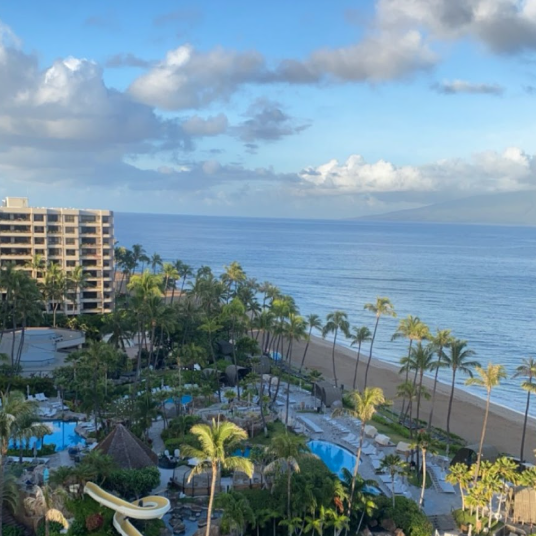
[105,53,153,69]
[233,99,310,146]
[182,114,228,136]
[377,0,536,54]
[128,45,267,110]
[432,79,504,95]
[295,148,536,198]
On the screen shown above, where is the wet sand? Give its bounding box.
[289,335,534,457]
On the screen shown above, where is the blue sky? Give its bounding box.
[1,0,536,218]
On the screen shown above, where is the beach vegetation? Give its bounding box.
[466,363,507,481]
[322,311,350,389]
[513,357,536,462]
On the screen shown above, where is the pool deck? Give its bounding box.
[278,382,461,520]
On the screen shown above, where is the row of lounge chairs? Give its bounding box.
[28,393,48,402]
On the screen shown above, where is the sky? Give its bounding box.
[1,0,536,219]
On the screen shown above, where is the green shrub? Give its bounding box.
[3,527,25,536]
[106,466,160,500]
[37,521,64,536]
[374,496,433,536]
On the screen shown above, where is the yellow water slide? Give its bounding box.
[84,482,171,536]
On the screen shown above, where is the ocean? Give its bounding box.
[115,213,536,414]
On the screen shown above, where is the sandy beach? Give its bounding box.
[288,335,534,458]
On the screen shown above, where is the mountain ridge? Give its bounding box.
[358,190,536,226]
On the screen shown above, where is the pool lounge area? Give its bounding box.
[308,439,382,496]
[10,420,85,452]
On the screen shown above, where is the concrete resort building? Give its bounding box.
[0,197,114,315]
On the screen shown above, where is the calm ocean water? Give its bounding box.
[115,213,536,414]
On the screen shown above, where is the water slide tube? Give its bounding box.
[84,482,171,536]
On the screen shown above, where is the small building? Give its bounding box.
[312,380,342,408]
[511,487,536,524]
[95,424,158,470]
[450,444,499,467]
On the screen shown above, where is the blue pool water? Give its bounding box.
[165,395,193,405]
[308,440,382,495]
[232,447,252,458]
[10,421,85,452]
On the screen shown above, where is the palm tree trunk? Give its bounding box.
[287,468,292,527]
[474,392,491,482]
[205,464,217,536]
[347,426,364,516]
[520,389,531,461]
[400,341,413,421]
[427,351,442,432]
[0,452,4,536]
[331,330,338,388]
[446,369,457,456]
[391,478,395,508]
[352,342,362,391]
[299,328,313,373]
[285,340,293,426]
[364,316,380,389]
[419,450,426,508]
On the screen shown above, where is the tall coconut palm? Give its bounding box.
[466,363,507,481]
[131,244,147,273]
[150,253,163,274]
[446,463,473,511]
[513,358,536,462]
[182,420,253,536]
[265,433,310,527]
[363,297,396,389]
[333,387,385,516]
[322,311,350,388]
[443,339,479,454]
[380,454,408,507]
[299,314,322,373]
[68,265,87,313]
[408,343,435,428]
[0,391,49,536]
[392,315,429,418]
[428,329,453,431]
[410,430,435,508]
[42,263,67,327]
[350,326,371,390]
[161,262,179,303]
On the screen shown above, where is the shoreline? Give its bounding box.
[288,334,534,457]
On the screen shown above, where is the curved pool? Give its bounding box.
[308,440,382,496]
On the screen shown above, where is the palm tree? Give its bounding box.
[322,311,350,388]
[161,262,179,303]
[25,253,46,279]
[363,297,396,389]
[466,363,507,481]
[68,265,87,313]
[380,454,408,507]
[409,343,435,428]
[410,430,435,508]
[349,326,371,390]
[392,315,429,418]
[215,492,254,536]
[443,339,480,454]
[176,261,194,297]
[333,387,385,516]
[428,329,453,431]
[150,253,163,274]
[265,433,310,527]
[299,314,322,373]
[446,463,472,511]
[513,358,536,462]
[0,391,49,536]
[42,263,67,327]
[182,419,253,536]
[131,244,147,273]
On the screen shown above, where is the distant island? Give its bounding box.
[359,190,536,226]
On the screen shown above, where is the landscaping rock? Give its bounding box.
[381,519,397,533]
[394,529,405,536]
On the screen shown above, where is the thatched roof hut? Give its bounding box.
[313,381,341,408]
[96,424,158,470]
[512,487,536,524]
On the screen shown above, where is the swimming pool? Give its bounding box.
[10,421,85,452]
[165,395,193,405]
[308,440,382,496]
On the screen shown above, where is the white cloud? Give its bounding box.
[182,114,228,136]
[378,0,536,54]
[128,44,267,110]
[296,148,536,198]
[432,79,504,95]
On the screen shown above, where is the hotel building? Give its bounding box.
[0,197,114,314]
